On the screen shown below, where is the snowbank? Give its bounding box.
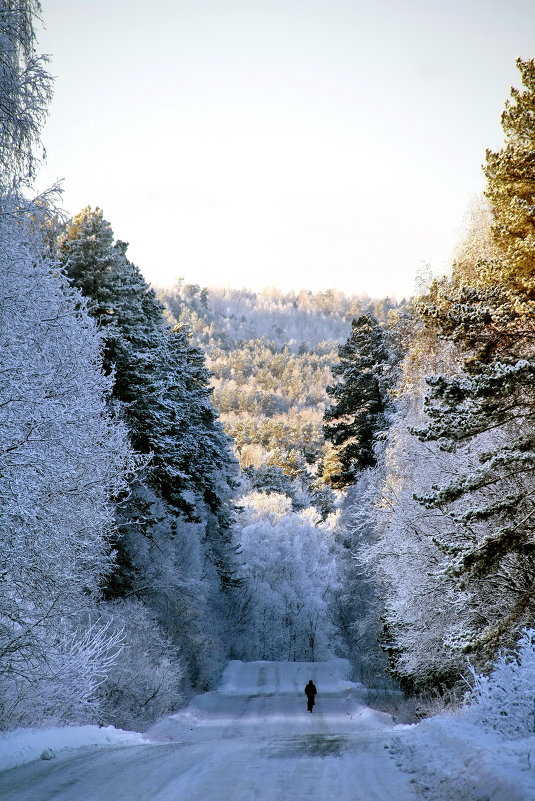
[395,715,535,801]
[0,725,149,773]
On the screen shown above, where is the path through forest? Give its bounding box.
[1,660,418,801]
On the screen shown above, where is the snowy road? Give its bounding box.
[0,660,418,801]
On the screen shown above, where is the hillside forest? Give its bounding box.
[1,2,535,751]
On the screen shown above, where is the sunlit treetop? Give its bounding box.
[484,58,535,299]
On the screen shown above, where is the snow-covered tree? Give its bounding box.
[333,467,394,687]
[0,1,188,729]
[57,207,238,535]
[361,388,471,693]
[0,196,134,726]
[411,60,535,658]
[0,1,52,185]
[354,62,535,699]
[234,492,338,662]
[244,464,308,510]
[55,207,241,688]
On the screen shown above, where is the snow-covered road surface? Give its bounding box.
[0,659,417,801]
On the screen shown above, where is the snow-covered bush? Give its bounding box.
[463,629,535,739]
[96,600,185,731]
[4,621,124,727]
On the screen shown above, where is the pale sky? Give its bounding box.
[37,0,535,299]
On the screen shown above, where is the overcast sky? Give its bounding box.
[37,0,535,299]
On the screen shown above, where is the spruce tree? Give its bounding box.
[56,207,242,687]
[323,315,390,488]
[57,207,238,528]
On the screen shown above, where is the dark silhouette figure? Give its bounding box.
[304,679,317,712]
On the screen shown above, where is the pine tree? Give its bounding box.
[412,59,535,656]
[56,209,240,686]
[484,58,535,301]
[323,315,391,488]
[57,207,238,530]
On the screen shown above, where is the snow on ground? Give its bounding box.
[0,659,418,801]
[393,714,535,801]
[4,660,534,799]
[0,724,148,773]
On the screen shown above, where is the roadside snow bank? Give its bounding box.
[0,725,149,773]
[395,715,535,801]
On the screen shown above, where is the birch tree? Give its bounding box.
[0,198,134,726]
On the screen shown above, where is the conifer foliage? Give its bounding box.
[55,207,240,688]
[340,61,535,700]
[484,58,535,300]
[358,60,535,696]
[411,60,535,655]
[323,315,391,488]
[57,208,238,530]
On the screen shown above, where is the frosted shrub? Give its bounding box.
[463,629,535,739]
[0,620,123,727]
[96,600,185,731]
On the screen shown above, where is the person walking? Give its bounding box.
[304,679,317,712]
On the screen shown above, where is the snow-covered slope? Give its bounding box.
[395,716,535,801]
[0,660,417,801]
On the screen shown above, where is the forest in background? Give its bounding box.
[159,284,399,516]
[1,2,535,758]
